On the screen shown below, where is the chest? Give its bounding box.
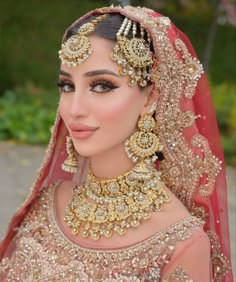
[0,186,199,281]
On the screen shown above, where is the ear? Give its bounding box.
[141,85,158,116]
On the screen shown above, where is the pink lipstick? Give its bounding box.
[69,123,98,140]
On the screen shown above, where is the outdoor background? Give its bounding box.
[0,0,235,277]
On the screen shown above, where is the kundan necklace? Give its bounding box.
[64,159,170,240]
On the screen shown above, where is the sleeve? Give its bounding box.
[162,230,211,282]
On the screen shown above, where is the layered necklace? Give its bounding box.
[64,159,170,240]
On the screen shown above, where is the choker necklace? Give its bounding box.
[64,159,170,240]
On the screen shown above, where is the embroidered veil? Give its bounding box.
[0,6,232,281]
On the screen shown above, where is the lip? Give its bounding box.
[69,123,98,140]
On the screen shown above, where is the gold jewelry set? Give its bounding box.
[64,159,170,240]
[58,15,154,87]
[59,14,168,240]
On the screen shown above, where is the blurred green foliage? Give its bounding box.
[210,83,236,164]
[0,0,235,164]
[0,83,57,144]
[0,0,108,91]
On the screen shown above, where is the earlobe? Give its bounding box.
[142,87,158,115]
[148,101,157,115]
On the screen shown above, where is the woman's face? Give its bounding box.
[58,36,152,158]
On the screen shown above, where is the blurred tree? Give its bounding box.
[0,0,109,94]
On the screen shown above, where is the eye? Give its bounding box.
[89,79,119,93]
[56,80,75,93]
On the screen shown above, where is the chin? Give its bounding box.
[73,138,126,159]
[74,145,103,158]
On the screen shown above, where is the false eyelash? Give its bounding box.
[89,79,119,91]
[56,80,75,93]
[56,80,72,88]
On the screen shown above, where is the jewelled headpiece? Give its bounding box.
[111,17,154,87]
[58,14,108,67]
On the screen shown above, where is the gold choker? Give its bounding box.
[64,159,170,240]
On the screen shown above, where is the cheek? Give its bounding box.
[58,96,69,124]
[94,92,145,124]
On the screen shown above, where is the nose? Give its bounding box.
[70,90,89,119]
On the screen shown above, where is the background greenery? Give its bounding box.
[0,0,235,164]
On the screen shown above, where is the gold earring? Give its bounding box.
[62,136,79,173]
[125,114,160,162]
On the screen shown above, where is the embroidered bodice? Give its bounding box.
[0,184,210,281]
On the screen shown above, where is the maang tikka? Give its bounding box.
[62,136,79,173]
[59,14,108,67]
[111,17,154,87]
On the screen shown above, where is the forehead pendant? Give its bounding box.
[111,17,154,87]
[58,14,108,67]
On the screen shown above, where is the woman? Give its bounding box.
[0,5,233,281]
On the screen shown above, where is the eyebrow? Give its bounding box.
[59,69,119,79]
[59,70,71,77]
[84,69,119,77]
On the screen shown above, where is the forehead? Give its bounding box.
[84,36,116,69]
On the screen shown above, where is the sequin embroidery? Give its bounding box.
[0,184,203,281]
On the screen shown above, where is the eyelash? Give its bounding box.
[89,79,119,93]
[56,80,74,93]
[56,79,120,94]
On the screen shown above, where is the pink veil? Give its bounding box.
[0,6,233,281]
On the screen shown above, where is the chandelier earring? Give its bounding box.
[125,114,160,163]
[62,136,79,173]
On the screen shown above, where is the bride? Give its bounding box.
[0,5,232,281]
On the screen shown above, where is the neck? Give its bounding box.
[90,146,135,179]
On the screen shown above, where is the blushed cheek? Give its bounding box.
[59,99,69,125]
[95,94,142,122]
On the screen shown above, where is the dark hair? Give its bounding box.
[66,13,153,50]
[66,14,124,41]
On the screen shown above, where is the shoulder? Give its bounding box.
[36,180,75,215]
[162,225,211,281]
[149,185,192,233]
[54,180,75,198]
[38,180,75,201]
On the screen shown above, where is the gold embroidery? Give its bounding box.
[163,266,193,282]
[0,185,203,281]
[207,231,231,281]
[190,203,208,222]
